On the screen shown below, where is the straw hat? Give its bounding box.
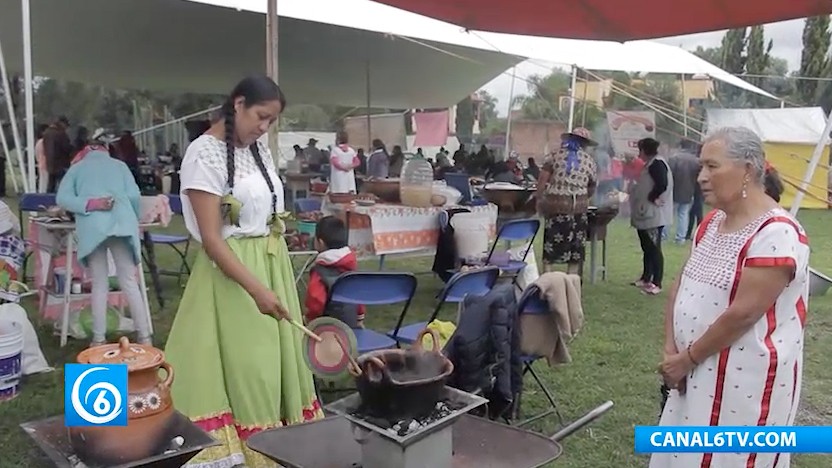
[561,127,598,147]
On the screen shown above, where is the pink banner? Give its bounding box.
[413,110,450,147]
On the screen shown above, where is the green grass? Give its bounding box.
[1,197,831,467]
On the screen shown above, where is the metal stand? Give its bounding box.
[19,411,219,468]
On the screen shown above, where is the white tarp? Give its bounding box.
[195,0,774,99]
[0,0,522,109]
[705,107,828,144]
[0,0,775,107]
[470,33,777,100]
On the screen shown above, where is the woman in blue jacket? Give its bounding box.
[57,132,151,347]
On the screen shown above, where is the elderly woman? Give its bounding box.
[654,127,810,468]
[535,127,598,274]
[56,131,150,347]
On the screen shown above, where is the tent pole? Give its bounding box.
[22,0,35,192]
[0,118,19,194]
[0,39,28,193]
[567,65,577,131]
[366,60,371,151]
[504,66,516,160]
[681,73,688,137]
[789,109,832,216]
[132,105,221,137]
[266,0,280,163]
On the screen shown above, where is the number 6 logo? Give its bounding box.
[64,363,128,427]
[71,367,123,424]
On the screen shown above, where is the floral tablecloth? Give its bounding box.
[323,202,498,258]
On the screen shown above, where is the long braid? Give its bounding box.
[223,102,236,189]
[250,142,277,216]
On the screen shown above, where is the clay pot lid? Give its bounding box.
[76,336,163,371]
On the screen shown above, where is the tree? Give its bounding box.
[513,71,571,120]
[745,27,772,87]
[476,90,498,130]
[721,28,748,75]
[693,46,723,66]
[797,16,831,104]
[761,57,795,102]
[455,95,475,138]
[718,28,749,106]
[745,26,774,106]
[280,104,333,131]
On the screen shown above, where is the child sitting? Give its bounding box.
[304,216,365,328]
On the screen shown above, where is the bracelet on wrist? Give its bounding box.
[686,345,699,365]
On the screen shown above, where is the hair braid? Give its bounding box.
[250,142,277,216]
[223,101,236,189]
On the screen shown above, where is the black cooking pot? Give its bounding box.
[349,329,453,421]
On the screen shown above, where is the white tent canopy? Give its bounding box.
[0,0,522,109]
[0,0,777,193]
[192,0,775,99]
[706,106,832,215]
[705,107,828,144]
[471,34,776,100]
[0,0,774,104]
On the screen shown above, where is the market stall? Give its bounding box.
[324,202,498,259]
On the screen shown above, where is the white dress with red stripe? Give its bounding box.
[650,208,810,468]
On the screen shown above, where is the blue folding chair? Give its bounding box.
[444,173,488,206]
[514,284,563,427]
[19,193,57,280]
[326,272,418,353]
[513,285,615,437]
[294,197,322,214]
[389,266,500,345]
[486,218,540,286]
[146,195,191,285]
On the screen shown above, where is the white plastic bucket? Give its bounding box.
[451,212,491,262]
[0,320,23,402]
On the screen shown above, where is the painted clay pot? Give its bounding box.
[69,336,175,465]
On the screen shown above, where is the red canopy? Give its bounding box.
[369,0,832,41]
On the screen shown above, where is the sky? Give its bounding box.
[480,19,807,116]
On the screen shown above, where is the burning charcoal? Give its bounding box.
[67,455,89,468]
[407,420,421,433]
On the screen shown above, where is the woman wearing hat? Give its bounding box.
[56,131,150,347]
[535,127,598,274]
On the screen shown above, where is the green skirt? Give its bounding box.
[164,234,323,468]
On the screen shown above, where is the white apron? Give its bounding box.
[329,144,357,194]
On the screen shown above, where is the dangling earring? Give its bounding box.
[741,178,748,199]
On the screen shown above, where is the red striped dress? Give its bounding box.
[650,208,810,468]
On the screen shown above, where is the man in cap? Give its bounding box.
[535,127,598,275]
[304,137,324,172]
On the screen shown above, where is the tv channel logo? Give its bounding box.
[64,364,128,427]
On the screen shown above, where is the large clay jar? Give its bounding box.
[69,336,175,465]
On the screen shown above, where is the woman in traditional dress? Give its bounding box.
[164,75,323,468]
[535,127,598,275]
[654,126,810,468]
[328,131,359,194]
